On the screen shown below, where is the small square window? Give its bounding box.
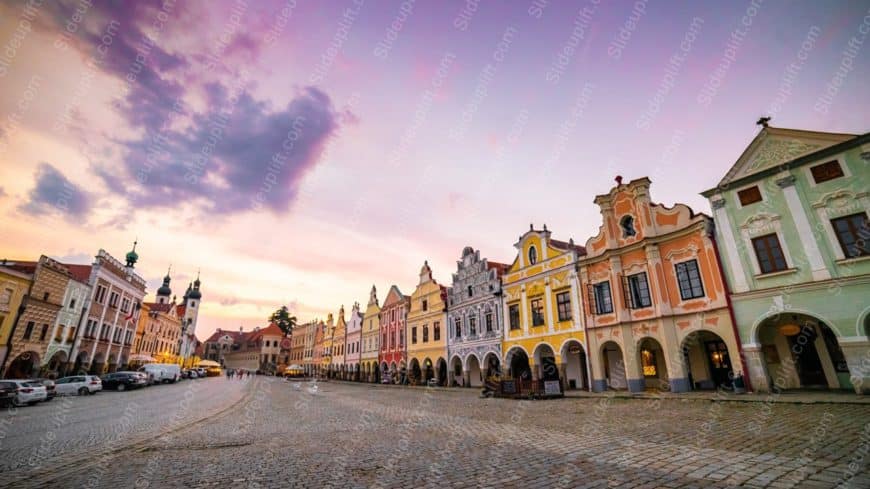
[737,186,763,206]
[810,160,844,184]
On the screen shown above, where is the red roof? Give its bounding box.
[550,239,587,255]
[65,264,92,284]
[247,322,284,341]
[176,305,186,317]
[486,261,510,275]
[5,261,37,275]
[143,302,173,313]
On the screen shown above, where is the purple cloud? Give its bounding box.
[107,85,339,214]
[19,163,92,218]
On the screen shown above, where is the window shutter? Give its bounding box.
[586,284,596,316]
[621,274,632,310]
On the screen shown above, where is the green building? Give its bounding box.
[703,126,869,393]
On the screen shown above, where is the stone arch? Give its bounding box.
[450,355,464,386]
[436,357,447,386]
[636,336,669,391]
[505,346,531,380]
[409,358,422,384]
[467,354,482,387]
[749,308,840,345]
[90,352,106,375]
[560,339,587,390]
[6,351,40,378]
[680,329,736,391]
[422,357,434,383]
[463,351,481,372]
[753,312,850,391]
[857,305,870,338]
[533,342,559,381]
[482,351,501,378]
[600,341,627,390]
[46,350,68,375]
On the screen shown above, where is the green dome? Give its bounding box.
[125,240,139,267]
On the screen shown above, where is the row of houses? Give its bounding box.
[261,125,868,394]
[0,245,203,378]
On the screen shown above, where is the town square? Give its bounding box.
[1,0,869,487]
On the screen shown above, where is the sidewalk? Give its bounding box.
[564,388,870,405]
[325,379,870,405]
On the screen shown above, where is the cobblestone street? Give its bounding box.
[1,378,868,488]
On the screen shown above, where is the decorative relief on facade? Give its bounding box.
[745,139,822,173]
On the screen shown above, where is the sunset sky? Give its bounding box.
[1,0,868,341]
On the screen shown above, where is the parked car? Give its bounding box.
[28,379,57,401]
[0,381,17,407]
[6,380,48,406]
[138,363,181,384]
[195,368,207,377]
[101,371,148,391]
[54,375,103,396]
[205,367,222,377]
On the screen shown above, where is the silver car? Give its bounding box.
[54,375,103,396]
[6,380,48,406]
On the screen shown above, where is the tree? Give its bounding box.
[269,306,297,337]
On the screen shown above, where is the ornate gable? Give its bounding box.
[718,127,855,186]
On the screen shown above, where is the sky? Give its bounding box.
[0,0,868,341]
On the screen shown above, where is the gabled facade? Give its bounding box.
[378,285,408,384]
[361,286,380,382]
[47,264,92,375]
[581,177,742,393]
[703,126,870,393]
[2,256,72,378]
[132,301,182,360]
[319,313,334,377]
[406,262,447,386]
[70,246,147,374]
[0,264,31,374]
[331,307,347,378]
[344,302,363,381]
[447,247,507,387]
[501,225,586,391]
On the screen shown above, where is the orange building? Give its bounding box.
[579,177,744,393]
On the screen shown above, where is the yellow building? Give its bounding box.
[501,225,589,392]
[320,313,334,377]
[406,262,447,386]
[0,264,32,373]
[360,286,381,382]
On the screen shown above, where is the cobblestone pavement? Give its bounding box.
[0,377,247,483]
[1,378,868,488]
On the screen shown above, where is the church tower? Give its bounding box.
[156,266,172,304]
[181,271,202,348]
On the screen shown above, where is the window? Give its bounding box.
[620,215,636,237]
[109,292,119,308]
[69,298,76,309]
[737,186,763,206]
[422,299,428,312]
[556,291,572,321]
[593,282,613,314]
[434,322,440,341]
[39,324,49,341]
[469,317,476,336]
[810,160,844,183]
[412,327,417,344]
[95,285,107,304]
[422,325,429,342]
[454,318,462,338]
[832,213,869,258]
[528,246,537,265]
[67,327,76,343]
[399,330,403,347]
[674,259,706,299]
[530,298,544,326]
[627,273,652,309]
[509,304,520,330]
[485,313,493,332]
[54,327,64,342]
[23,321,34,340]
[467,285,473,297]
[43,292,50,302]
[751,234,788,274]
[382,333,387,347]
[121,298,130,313]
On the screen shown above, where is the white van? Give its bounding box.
[138,363,181,384]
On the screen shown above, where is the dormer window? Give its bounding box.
[528,246,537,265]
[620,216,636,237]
